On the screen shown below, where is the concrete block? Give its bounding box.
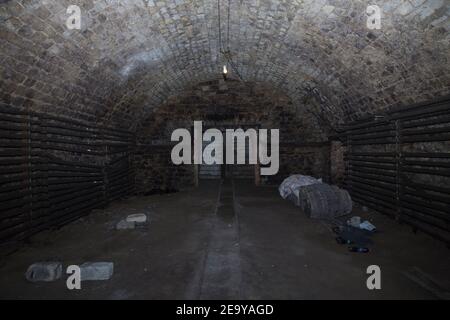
[80,262,114,281]
[116,219,135,230]
[126,213,147,224]
[25,262,62,282]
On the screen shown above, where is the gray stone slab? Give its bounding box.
[25,262,62,282]
[80,262,114,281]
[116,219,135,230]
[126,213,147,224]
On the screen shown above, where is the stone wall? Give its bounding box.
[134,145,194,194]
[330,141,346,186]
[134,79,330,193]
[1,0,448,194]
[273,144,331,184]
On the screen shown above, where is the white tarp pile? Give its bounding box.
[279,175,322,205]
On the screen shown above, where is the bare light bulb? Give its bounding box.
[223,65,228,75]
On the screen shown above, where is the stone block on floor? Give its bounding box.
[80,262,114,281]
[116,219,135,230]
[25,262,63,282]
[126,213,147,224]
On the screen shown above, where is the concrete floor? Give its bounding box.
[0,179,449,300]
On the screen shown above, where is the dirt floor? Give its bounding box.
[0,179,449,300]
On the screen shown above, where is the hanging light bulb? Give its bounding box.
[222,64,228,80]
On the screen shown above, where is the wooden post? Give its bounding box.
[255,163,261,186]
[194,164,199,187]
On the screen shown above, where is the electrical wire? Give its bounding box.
[218,0,247,82]
[218,0,222,53]
[227,0,231,51]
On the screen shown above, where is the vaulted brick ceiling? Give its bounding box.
[1,0,449,130]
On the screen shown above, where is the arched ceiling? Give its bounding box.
[1,0,449,130]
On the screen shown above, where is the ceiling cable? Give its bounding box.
[218,0,246,82]
[227,0,231,51]
[218,0,222,53]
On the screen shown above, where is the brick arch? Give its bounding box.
[1,0,449,130]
